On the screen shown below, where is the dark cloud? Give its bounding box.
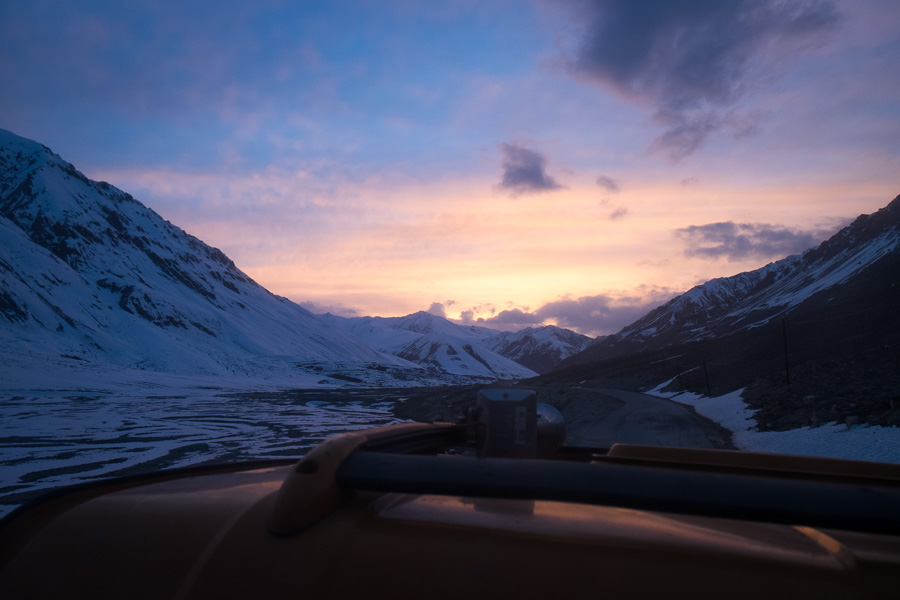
[675,221,831,260]
[596,175,620,193]
[459,289,677,337]
[531,293,675,336]
[564,0,840,159]
[497,143,565,196]
[608,207,628,220]
[485,308,545,327]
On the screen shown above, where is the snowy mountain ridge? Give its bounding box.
[318,311,592,378]
[317,311,531,379]
[0,129,418,387]
[484,325,593,373]
[572,194,900,361]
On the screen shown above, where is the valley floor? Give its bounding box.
[3,380,899,521]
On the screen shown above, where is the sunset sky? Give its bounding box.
[2,0,898,336]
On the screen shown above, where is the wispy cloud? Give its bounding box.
[596,175,620,193]
[561,0,840,159]
[497,143,565,196]
[675,221,837,261]
[298,300,363,318]
[608,207,628,220]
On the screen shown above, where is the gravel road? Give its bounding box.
[394,385,735,451]
[556,388,734,449]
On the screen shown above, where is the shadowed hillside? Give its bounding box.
[535,196,900,430]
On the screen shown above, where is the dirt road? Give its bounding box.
[394,386,735,450]
[556,388,733,450]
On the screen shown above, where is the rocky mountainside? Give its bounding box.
[547,194,900,429]
[0,129,421,387]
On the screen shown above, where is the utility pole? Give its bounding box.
[702,358,712,397]
[782,318,790,386]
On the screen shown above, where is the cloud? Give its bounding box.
[298,300,362,318]
[481,308,546,328]
[532,291,676,336]
[648,111,724,161]
[426,302,448,318]
[456,289,678,337]
[608,207,628,220]
[675,221,833,261]
[497,143,565,196]
[596,175,620,193]
[563,0,840,159]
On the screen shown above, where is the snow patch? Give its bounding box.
[648,381,900,464]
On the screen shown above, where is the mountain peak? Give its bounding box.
[392,310,457,335]
[1,130,411,384]
[0,128,51,155]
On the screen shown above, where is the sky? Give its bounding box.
[2,0,899,337]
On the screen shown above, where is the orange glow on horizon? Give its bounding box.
[97,166,897,330]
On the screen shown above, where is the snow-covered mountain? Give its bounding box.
[0,129,425,387]
[571,195,900,362]
[319,311,538,380]
[319,311,594,378]
[484,325,592,374]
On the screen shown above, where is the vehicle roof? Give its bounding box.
[2,422,900,599]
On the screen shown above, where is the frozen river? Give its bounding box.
[0,389,405,518]
[6,384,900,520]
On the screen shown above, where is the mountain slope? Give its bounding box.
[0,129,415,386]
[569,195,900,364]
[319,311,538,379]
[548,194,900,428]
[318,311,594,379]
[484,325,592,374]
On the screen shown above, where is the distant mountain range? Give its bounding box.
[321,311,591,379]
[0,129,589,388]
